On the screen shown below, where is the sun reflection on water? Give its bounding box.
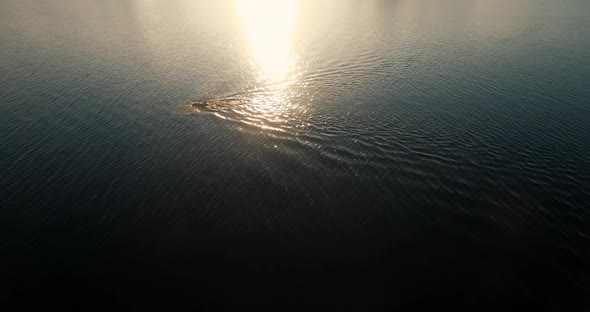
[232,0,307,128]
[235,0,299,83]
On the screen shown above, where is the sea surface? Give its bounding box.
[1,0,589,309]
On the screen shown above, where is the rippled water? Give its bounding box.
[1,0,590,309]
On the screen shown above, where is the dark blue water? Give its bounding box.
[1,0,590,309]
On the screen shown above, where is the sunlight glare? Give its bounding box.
[236,0,298,83]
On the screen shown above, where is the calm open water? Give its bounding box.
[1,0,590,309]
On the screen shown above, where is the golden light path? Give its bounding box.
[233,0,305,128]
[235,0,299,83]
